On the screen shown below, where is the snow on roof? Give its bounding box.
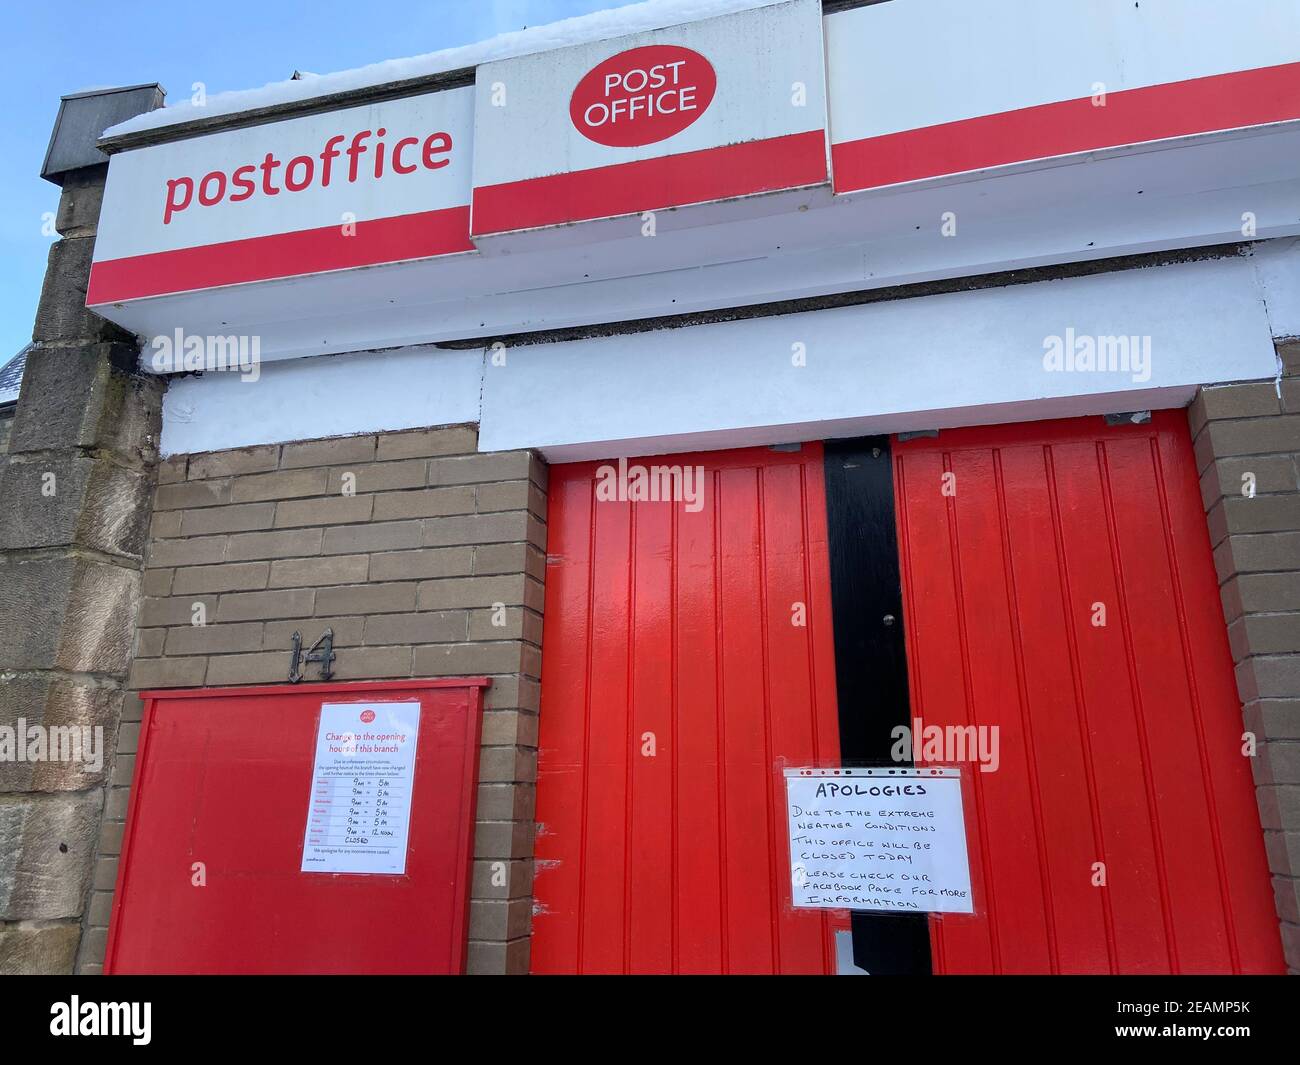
[0,344,29,407]
[104,0,784,139]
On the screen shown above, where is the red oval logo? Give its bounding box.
[570,44,716,148]
[359,710,376,723]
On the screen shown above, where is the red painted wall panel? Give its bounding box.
[894,414,1284,974]
[532,446,842,974]
[105,679,485,974]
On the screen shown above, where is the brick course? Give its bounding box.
[1190,337,1300,973]
[87,424,546,974]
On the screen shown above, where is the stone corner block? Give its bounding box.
[0,556,141,675]
[9,343,161,461]
[54,169,107,239]
[0,791,103,920]
[0,677,123,792]
[0,454,153,558]
[33,239,134,346]
[0,920,82,974]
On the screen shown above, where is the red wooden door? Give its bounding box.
[531,445,842,973]
[893,413,1283,973]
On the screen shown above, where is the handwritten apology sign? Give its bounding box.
[785,767,974,914]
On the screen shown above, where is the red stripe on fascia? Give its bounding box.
[86,205,474,304]
[470,129,828,236]
[832,60,1300,194]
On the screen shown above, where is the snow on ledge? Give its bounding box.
[104,0,785,139]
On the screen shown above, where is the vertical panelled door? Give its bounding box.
[893,413,1283,974]
[531,445,843,974]
[532,415,1283,974]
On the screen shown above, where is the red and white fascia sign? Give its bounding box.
[161,127,456,224]
[570,44,717,148]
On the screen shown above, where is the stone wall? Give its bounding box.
[0,165,162,975]
[82,426,546,973]
[1190,337,1300,973]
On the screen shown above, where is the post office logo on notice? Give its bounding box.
[570,44,717,148]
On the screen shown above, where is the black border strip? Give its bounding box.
[823,436,932,975]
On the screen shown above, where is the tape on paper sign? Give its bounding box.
[785,766,974,914]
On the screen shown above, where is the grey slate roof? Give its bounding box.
[0,344,30,407]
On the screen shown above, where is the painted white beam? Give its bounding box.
[158,246,1293,459]
[478,255,1280,461]
[159,345,481,456]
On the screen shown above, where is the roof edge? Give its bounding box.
[97,66,475,154]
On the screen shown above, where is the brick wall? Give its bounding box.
[80,424,546,974]
[1190,337,1300,973]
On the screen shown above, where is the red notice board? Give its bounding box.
[104,679,488,974]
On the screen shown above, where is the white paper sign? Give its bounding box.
[785,767,974,914]
[301,702,421,875]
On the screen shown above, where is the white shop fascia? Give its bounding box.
[85,0,1300,458]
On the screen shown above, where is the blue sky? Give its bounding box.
[0,0,640,363]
